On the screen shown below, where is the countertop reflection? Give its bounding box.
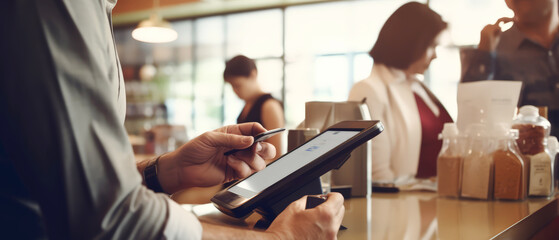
[339,192,557,240]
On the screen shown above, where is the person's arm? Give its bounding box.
[137,123,344,239]
[136,123,273,204]
[348,82,394,180]
[460,48,496,82]
[260,99,285,161]
[142,123,275,194]
[460,18,512,83]
[365,95,395,181]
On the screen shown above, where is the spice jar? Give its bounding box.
[493,128,526,201]
[461,123,495,200]
[512,105,551,155]
[512,105,553,197]
[437,123,464,198]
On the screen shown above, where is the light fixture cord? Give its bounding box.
[154,0,160,10]
[152,0,161,20]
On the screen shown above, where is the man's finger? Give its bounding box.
[494,17,513,26]
[227,157,253,178]
[317,192,344,213]
[226,122,268,136]
[288,195,308,211]
[205,131,254,150]
[234,146,267,171]
[255,142,276,161]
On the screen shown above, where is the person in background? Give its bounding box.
[0,0,344,239]
[224,55,285,161]
[348,2,453,181]
[460,0,559,137]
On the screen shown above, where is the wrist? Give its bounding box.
[143,155,166,193]
[477,40,495,52]
[155,152,181,194]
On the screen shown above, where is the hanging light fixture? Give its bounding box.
[132,0,178,43]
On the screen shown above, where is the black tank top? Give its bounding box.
[237,94,282,124]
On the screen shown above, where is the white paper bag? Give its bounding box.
[456,81,522,131]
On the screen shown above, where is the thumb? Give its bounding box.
[204,131,254,150]
[287,195,308,211]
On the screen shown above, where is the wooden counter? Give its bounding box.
[340,192,557,240]
[185,191,558,239]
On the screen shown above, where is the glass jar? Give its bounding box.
[437,123,464,198]
[512,105,551,155]
[493,128,526,201]
[461,123,495,200]
[512,105,553,197]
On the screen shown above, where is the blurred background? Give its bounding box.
[114,0,513,154]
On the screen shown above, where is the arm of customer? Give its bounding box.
[138,122,345,239]
[478,17,513,52]
[137,122,274,193]
[365,97,395,181]
[348,81,395,181]
[460,17,513,83]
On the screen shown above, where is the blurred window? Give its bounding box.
[115,0,513,138]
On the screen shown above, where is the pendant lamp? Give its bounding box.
[132,0,177,43]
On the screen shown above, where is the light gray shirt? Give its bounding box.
[0,0,201,238]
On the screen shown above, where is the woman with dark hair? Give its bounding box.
[348,2,453,181]
[224,55,285,161]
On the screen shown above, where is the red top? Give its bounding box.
[414,92,453,179]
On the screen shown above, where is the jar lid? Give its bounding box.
[465,123,491,138]
[441,122,459,138]
[490,122,514,139]
[513,105,551,129]
[518,105,539,117]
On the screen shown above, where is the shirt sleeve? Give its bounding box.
[0,0,201,239]
[460,47,496,82]
[348,81,395,181]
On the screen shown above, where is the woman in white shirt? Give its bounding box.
[348,2,453,181]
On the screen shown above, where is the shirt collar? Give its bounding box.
[499,24,525,51]
[371,64,408,85]
[370,64,426,86]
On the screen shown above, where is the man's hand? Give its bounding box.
[478,17,513,52]
[157,122,276,194]
[199,193,345,240]
[266,192,345,240]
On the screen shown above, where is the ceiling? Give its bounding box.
[113,0,200,15]
[113,0,345,26]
